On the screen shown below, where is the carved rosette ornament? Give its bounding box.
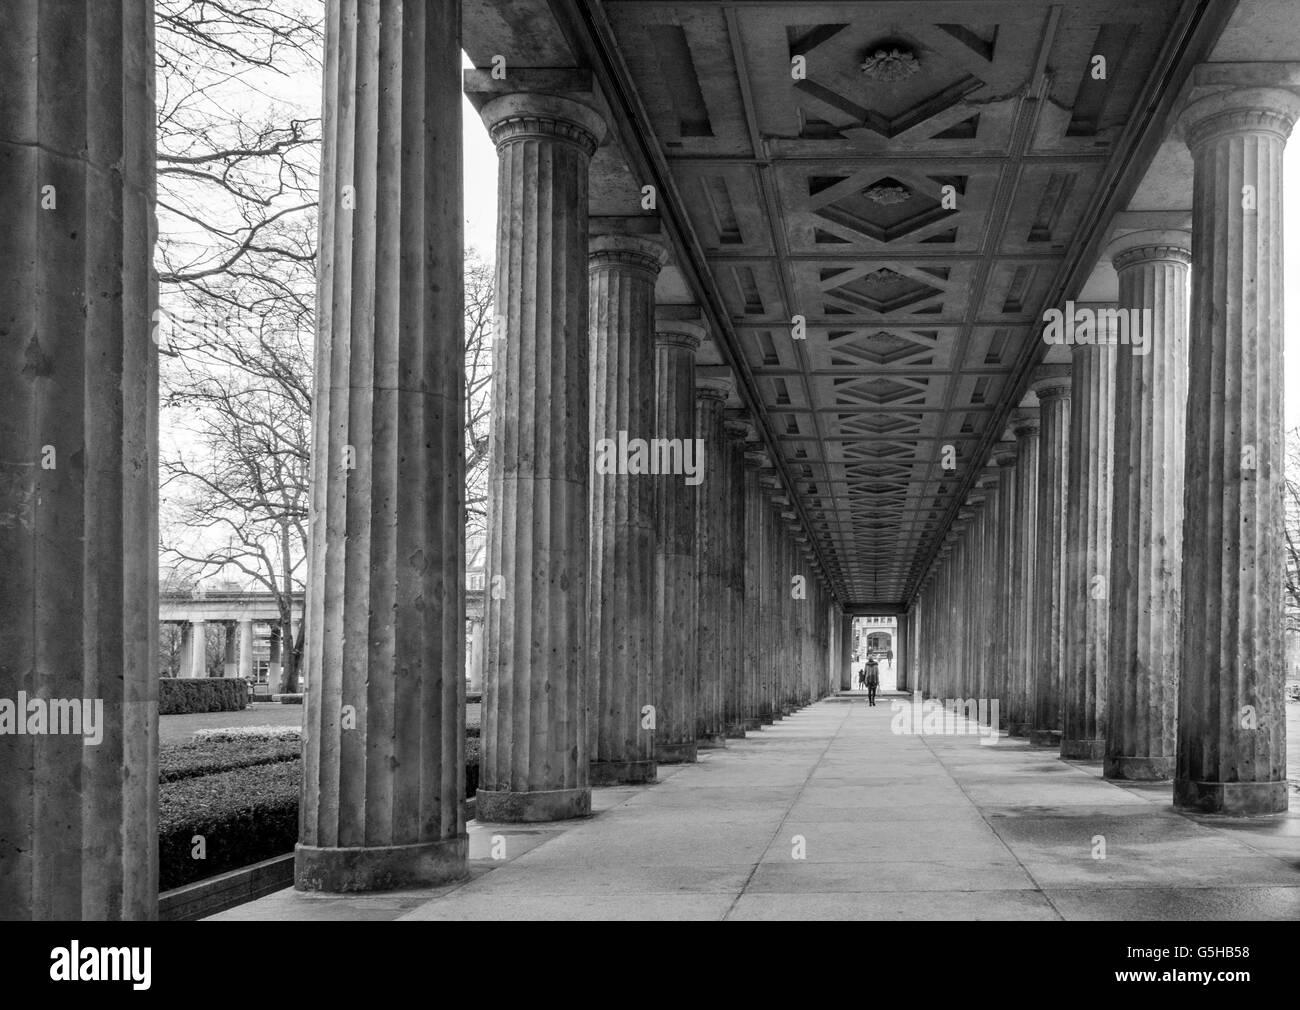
[865,184,911,205]
[861,46,921,82]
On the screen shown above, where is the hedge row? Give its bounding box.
[159,761,301,890]
[159,678,249,715]
[159,738,301,783]
[160,737,482,891]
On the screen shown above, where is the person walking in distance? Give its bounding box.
[865,656,879,707]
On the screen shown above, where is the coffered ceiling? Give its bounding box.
[599,0,1197,607]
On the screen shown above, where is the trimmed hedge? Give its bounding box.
[160,738,301,783]
[159,761,301,890]
[159,735,481,890]
[159,678,249,715]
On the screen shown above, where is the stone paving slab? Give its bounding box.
[210,697,1300,921]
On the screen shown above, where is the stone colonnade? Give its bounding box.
[909,77,1298,815]
[3,0,1292,924]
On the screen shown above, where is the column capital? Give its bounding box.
[991,440,1018,467]
[1030,364,1072,402]
[1178,85,1300,150]
[654,317,706,350]
[1107,229,1192,271]
[479,92,606,155]
[589,234,668,275]
[695,365,733,401]
[1010,407,1041,438]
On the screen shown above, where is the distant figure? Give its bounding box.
[865,657,879,707]
[857,667,867,690]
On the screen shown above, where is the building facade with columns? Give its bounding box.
[2,0,1298,919]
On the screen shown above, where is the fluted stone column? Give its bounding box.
[741,448,766,730]
[1008,409,1040,735]
[477,92,605,822]
[1175,85,1300,814]
[297,0,467,890]
[840,615,855,691]
[239,620,255,680]
[0,0,157,920]
[991,442,1018,729]
[759,473,774,717]
[722,419,749,736]
[1061,326,1116,760]
[1030,368,1071,746]
[587,234,665,785]
[1105,233,1190,780]
[974,473,1000,703]
[695,372,731,747]
[652,320,703,762]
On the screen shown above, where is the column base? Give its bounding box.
[1008,722,1031,738]
[294,835,468,893]
[743,718,763,732]
[590,759,657,786]
[655,741,697,764]
[1060,738,1105,761]
[475,787,591,823]
[696,734,727,749]
[724,723,747,739]
[1103,755,1173,781]
[1029,729,1061,748]
[1174,778,1288,815]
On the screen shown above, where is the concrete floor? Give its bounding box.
[211,695,1300,921]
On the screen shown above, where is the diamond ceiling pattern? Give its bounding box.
[604,0,1181,607]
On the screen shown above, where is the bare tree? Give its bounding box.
[465,249,494,537]
[1284,427,1300,633]
[154,2,494,696]
[155,1,321,692]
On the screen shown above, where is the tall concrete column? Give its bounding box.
[297,0,467,890]
[1105,234,1190,780]
[1061,324,1116,760]
[1030,367,1071,747]
[587,233,665,785]
[991,442,1018,729]
[475,92,604,822]
[1175,85,1300,814]
[0,0,158,919]
[652,321,703,762]
[695,371,731,747]
[238,620,255,681]
[1008,409,1040,735]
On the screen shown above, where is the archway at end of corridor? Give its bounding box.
[850,617,898,693]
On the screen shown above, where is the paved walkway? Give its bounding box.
[212,695,1300,921]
